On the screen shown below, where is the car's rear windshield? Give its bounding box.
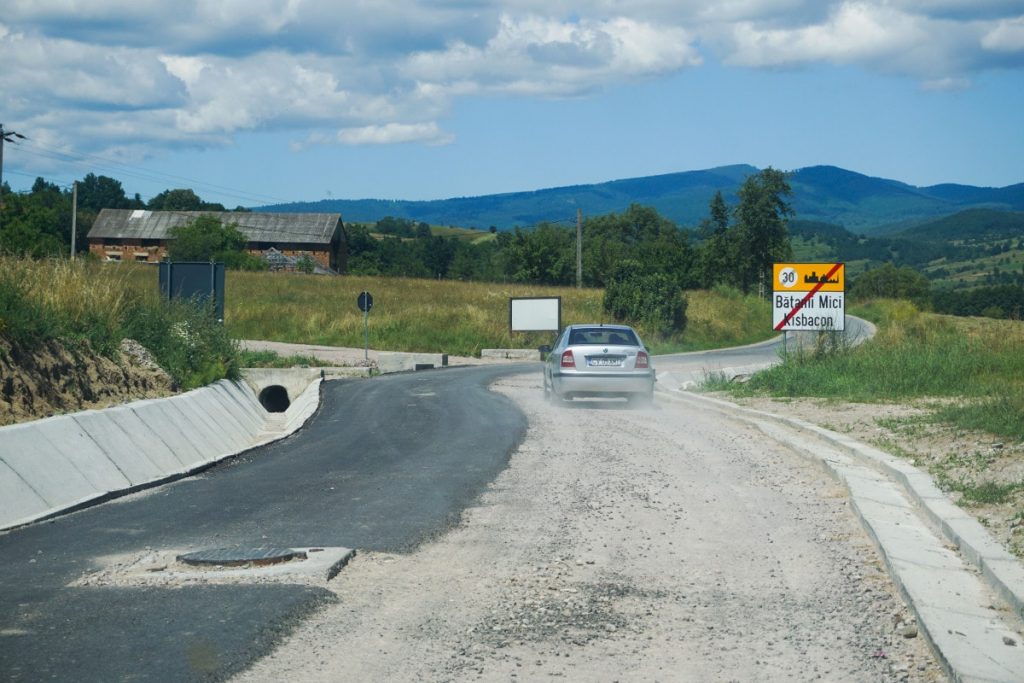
[567,328,639,346]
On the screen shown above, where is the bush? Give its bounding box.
[168,215,247,262]
[603,259,687,337]
[121,297,239,389]
[0,270,57,343]
[295,254,316,274]
[850,263,930,303]
[218,250,268,271]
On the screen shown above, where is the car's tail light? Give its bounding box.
[560,350,575,368]
[635,351,649,369]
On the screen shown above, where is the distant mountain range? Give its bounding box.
[258,164,1024,235]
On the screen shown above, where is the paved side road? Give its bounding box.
[0,366,528,682]
[233,372,949,682]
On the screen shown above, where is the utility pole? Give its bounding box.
[0,124,27,233]
[71,182,78,260]
[576,207,582,289]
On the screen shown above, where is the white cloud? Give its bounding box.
[405,14,700,97]
[335,122,455,146]
[713,1,1024,78]
[0,26,185,112]
[982,15,1024,52]
[722,3,929,67]
[1,1,1022,166]
[921,76,972,91]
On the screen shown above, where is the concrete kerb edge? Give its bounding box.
[283,378,323,433]
[656,387,1024,623]
[656,388,1024,683]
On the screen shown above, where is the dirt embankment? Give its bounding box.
[0,338,176,427]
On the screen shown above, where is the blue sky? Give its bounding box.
[2,1,1023,207]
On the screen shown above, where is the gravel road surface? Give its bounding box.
[234,372,945,682]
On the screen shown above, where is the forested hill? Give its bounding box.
[258,165,1024,234]
[894,208,1024,241]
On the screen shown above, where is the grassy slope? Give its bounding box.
[712,299,1024,441]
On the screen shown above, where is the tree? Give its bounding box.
[850,263,930,302]
[501,223,574,285]
[694,192,738,288]
[77,174,141,212]
[0,178,71,257]
[148,188,225,212]
[422,235,455,278]
[168,215,247,261]
[701,190,729,238]
[602,259,687,337]
[582,204,693,287]
[731,168,793,294]
[375,216,416,237]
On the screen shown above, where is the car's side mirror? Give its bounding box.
[538,344,551,356]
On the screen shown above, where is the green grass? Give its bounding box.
[957,481,1024,506]
[715,299,1024,441]
[11,262,774,373]
[106,266,773,358]
[236,350,323,368]
[430,225,498,244]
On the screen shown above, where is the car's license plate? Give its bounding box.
[588,358,622,367]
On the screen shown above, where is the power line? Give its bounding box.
[17,142,288,206]
[12,138,294,206]
[4,168,76,190]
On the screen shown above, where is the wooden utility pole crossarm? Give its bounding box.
[0,124,28,233]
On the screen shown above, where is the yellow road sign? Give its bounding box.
[773,263,845,293]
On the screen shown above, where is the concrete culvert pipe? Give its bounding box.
[259,385,291,413]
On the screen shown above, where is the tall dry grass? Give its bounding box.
[1,258,238,387]
[81,263,774,356]
[215,271,771,356]
[0,257,140,352]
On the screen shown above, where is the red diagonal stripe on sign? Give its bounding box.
[774,262,843,331]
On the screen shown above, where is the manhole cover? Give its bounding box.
[176,547,307,568]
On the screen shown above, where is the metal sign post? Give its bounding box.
[357,291,373,362]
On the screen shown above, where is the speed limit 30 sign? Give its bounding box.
[773,263,845,331]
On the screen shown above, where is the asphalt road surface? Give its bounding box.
[655,315,875,385]
[0,365,527,682]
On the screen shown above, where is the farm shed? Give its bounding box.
[87,209,346,272]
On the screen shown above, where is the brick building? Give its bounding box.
[87,209,346,272]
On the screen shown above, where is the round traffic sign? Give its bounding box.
[778,267,797,288]
[357,291,373,312]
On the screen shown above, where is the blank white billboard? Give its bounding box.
[509,297,561,332]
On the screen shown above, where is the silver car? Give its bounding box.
[541,324,655,404]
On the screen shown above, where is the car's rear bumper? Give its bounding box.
[551,370,655,396]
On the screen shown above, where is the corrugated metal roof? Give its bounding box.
[88,209,342,244]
